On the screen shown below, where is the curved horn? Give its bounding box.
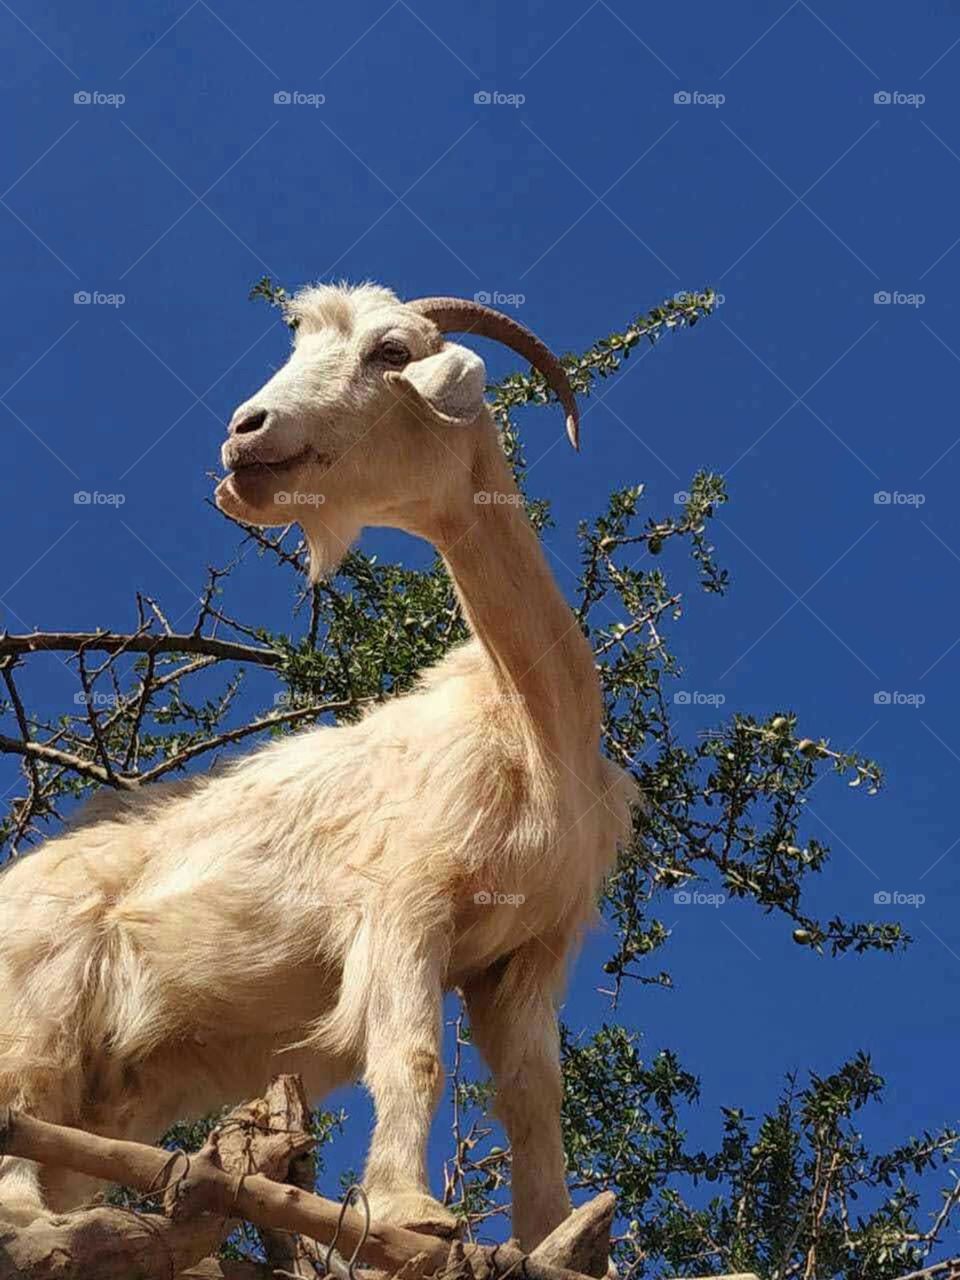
[406,296,580,450]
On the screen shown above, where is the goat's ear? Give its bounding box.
[386,343,487,424]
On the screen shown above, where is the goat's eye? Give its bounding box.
[373,340,410,367]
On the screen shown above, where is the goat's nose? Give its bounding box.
[229,407,269,436]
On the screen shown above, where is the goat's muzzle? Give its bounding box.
[229,407,269,436]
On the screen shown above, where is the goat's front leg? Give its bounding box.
[0,1080,102,1224]
[361,926,457,1237]
[464,946,572,1251]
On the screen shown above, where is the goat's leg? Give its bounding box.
[0,1069,180,1223]
[360,930,456,1237]
[0,1152,96,1223]
[0,1082,75,1225]
[0,1156,48,1225]
[463,949,572,1251]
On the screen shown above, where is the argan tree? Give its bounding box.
[0,287,955,1280]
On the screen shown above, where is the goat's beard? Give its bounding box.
[302,509,362,582]
[214,471,360,581]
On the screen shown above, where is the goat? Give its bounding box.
[0,284,636,1248]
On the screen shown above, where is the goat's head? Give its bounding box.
[215,282,579,577]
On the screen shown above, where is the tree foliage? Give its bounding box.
[0,288,954,1279]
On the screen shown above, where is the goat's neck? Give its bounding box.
[430,431,601,756]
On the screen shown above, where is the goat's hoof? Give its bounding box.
[367,1191,459,1239]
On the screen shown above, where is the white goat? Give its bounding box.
[0,284,635,1248]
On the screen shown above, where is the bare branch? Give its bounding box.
[0,630,284,668]
[0,734,139,790]
[136,698,366,783]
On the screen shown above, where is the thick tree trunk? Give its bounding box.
[250,1074,318,1278]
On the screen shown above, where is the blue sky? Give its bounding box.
[2,0,959,1231]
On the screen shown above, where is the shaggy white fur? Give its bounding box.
[0,284,636,1248]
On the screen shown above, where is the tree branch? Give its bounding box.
[0,1095,614,1280]
[0,1077,313,1280]
[0,734,139,790]
[136,698,364,783]
[0,630,283,668]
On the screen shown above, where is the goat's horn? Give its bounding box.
[406,296,580,450]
